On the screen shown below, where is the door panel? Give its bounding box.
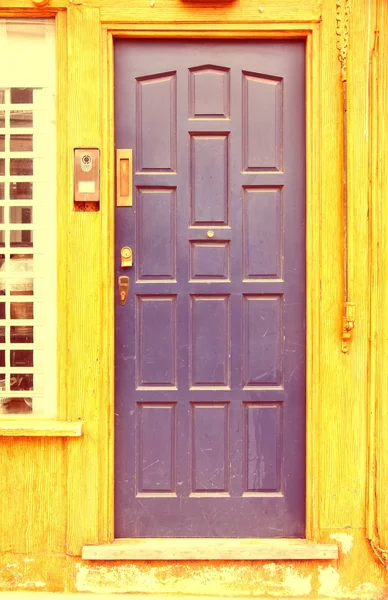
[114,39,306,538]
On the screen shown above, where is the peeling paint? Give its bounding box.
[0,564,47,591]
[318,565,341,597]
[14,580,46,589]
[318,566,378,599]
[76,562,315,598]
[329,533,354,554]
[284,567,312,596]
[0,555,67,592]
[260,563,312,597]
[262,563,281,576]
[0,551,384,598]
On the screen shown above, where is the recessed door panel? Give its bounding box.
[191,403,229,493]
[137,403,176,494]
[136,295,177,388]
[242,294,283,388]
[243,403,282,493]
[136,187,177,281]
[242,72,283,172]
[242,187,283,279]
[190,134,229,226]
[115,39,306,538]
[136,71,177,172]
[189,65,230,118]
[189,295,230,388]
[189,241,230,281]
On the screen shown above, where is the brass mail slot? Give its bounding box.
[116,149,133,206]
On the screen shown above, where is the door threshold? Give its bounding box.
[82,538,338,560]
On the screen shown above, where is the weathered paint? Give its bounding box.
[72,533,387,598]
[0,0,387,596]
[0,554,69,592]
[75,561,319,597]
[0,534,387,597]
[317,566,380,599]
[329,534,354,555]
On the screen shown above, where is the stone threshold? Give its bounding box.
[82,538,338,561]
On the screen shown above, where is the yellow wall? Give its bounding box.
[0,0,388,596]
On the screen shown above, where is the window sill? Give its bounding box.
[0,419,83,437]
[82,538,338,561]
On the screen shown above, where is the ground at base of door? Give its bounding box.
[0,594,348,600]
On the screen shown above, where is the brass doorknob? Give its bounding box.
[121,246,133,268]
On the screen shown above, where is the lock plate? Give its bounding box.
[121,246,133,268]
[118,276,130,306]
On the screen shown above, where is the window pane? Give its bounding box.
[0,397,32,415]
[11,374,33,391]
[10,111,33,128]
[10,135,33,152]
[10,207,33,224]
[10,230,34,245]
[10,182,33,200]
[10,254,33,271]
[10,158,33,176]
[11,349,33,367]
[10,303,33,320]
[10,88,34,104]
[11,326,33,343]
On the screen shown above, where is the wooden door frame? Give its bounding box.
[99,22,323,545]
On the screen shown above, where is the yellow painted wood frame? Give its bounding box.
[95,21,323,551]
[3,0,379,563]
[367,0,388,567]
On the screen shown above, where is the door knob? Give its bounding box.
[121,246,133,268]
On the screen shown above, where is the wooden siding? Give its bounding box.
[0,0,386,596]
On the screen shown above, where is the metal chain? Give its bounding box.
[336,0,350,81]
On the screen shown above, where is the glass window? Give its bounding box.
[0,20,56,416]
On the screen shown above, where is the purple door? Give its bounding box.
[114,39,306,537]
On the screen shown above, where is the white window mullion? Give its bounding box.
[0,19,56,416]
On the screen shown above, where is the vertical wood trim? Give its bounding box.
[318,0,359,529]
[56,10,68,421]
[305,24,321,540]
[99,26,115,543]
[344,0,371,528]
[368,0,388,557]
[376,0,388,551]
[66,6,102,555]
[367,0,379,545]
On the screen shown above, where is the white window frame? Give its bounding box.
[0,19,56,417]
